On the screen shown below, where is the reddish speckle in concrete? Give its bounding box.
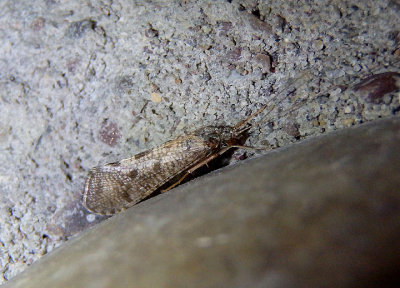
[99,121,122,147]
[254,53,272,73]
[30,17,45,31]
[353,72,400,103]
[283,123,301,139]
[228,47,242,62]
[246,13,272,33]
[233,151,247,161]
[217,21,232,36]
[66,58,80,73]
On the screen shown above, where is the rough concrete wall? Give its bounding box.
[0,0,399,283]
[3,117,400,288]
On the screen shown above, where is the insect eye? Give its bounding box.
[208,136,217,143]
[206,136,219,147]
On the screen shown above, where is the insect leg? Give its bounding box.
[162,146,232,193]
[161,172,190,192]
[229,145,267,151]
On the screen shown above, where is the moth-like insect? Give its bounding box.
[83,103,268,215]
[83,66,399,215]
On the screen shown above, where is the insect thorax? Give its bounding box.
[193,126,243,149]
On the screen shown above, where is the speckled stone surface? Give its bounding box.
[3,117,400,288]
[0,0,400,283]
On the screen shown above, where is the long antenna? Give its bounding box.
[234,59,400,135]
[233,71,313,131]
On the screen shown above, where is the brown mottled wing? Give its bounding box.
[83,134,212,215]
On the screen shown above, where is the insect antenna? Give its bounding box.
[233,71,314,135]
[353,59,400,80]
[233,59,400,144]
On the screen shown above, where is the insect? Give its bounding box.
[83,64,399,215]
[83,101,269,215]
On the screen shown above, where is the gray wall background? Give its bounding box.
[0,0,399,283]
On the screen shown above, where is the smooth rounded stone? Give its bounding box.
[4,117,400,288]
